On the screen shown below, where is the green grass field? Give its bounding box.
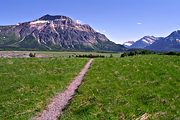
[0,58,87,120]
[0,54,179,120]
[61,55,180,120]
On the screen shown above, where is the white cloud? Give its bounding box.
[137,22,142,25]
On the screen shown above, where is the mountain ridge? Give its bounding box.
[145,30,180,52]
[0,15,126,51]
[128,36,157,49]
[123,31,180,52]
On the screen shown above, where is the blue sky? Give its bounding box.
[0,0,180,43]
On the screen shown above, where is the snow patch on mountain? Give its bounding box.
[76,20,81,24]
[123,41,135,48]
[142,39,149,44]
[30,20,49,25]
[124,43,133,46]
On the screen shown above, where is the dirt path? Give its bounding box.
[32,59,93,120]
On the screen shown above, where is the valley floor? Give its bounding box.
[0,55,179,120]
[61,55,180,120]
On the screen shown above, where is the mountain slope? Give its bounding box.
[0,14,126,51]
[146,31,180,52]
[129,36,157,49]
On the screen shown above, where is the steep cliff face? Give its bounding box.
[0,14,126,51]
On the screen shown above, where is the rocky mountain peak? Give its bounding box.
[39,14,72,21]
[143,36,156,39]
[141,36,156,44]
[32,14,96,33]
[128,36,157,49]
[168,30,180,38]
[0,14,126,51]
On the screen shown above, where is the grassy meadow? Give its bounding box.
[0,58,87,119]
[0,53,179,120]
[61,55,180,120]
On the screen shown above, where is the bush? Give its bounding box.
[121,50,155,58]
[29,53,36,57]
[110,54,113,58]
[166,52,178,55]
[121,53,126,57]
[129,52,135,56]
[76,54,105,58]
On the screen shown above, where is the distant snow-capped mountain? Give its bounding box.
[146,30,180,52]
[129,36,157,49]
[123,30,180,52]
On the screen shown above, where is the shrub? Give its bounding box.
[121,53,126,57]
[76,54,105,58]
[29,53,36,57]
[110,54,113,58]
[129,52,135,56]
[121,50,155,58]
[166,52,177,55]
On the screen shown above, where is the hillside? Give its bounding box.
[0,15,126,52]
[146,30,180,52]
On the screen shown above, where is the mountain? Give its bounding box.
[123,41,134,48]
[129,36,157,49]
[146,30,180,52]
[0,14,126,51]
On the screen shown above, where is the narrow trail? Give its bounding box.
[32,59,93,120]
